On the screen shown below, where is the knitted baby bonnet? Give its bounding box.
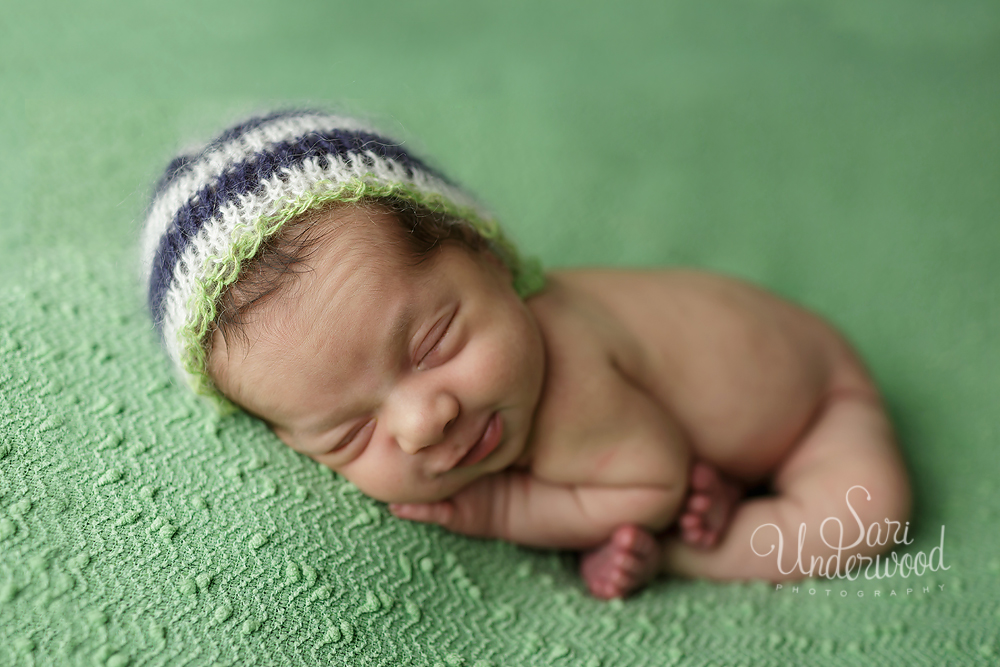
[141,109,543,406]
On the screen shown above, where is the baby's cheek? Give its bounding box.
[334,461,421,505]
[487,324,533,382]
[481,344,519,388]
[505,317,545,393]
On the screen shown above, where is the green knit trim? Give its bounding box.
[178,177,545,409]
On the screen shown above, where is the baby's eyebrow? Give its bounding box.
[389,308,411,350]
[384,301,418,364]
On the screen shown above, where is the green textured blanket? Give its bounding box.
[2,1,998,665]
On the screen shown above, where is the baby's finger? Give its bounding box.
[389,502,455,526]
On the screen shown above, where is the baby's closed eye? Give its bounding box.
[416,306,458,370]
[328,418,376,454]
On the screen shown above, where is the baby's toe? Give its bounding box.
[612,551,643,577]
[690,462,718,491]
[587,579,611,598]
[682,525,705,544]
[686,493,712,514]
[591,574,627,599]
[610,524,646,551]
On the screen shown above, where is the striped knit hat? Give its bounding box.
[141,110,543,405]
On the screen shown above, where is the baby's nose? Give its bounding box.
[393,390,460,455]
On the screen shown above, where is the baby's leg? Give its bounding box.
[580,459,741,598]
[662,390,911,582]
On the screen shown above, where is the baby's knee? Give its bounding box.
[848,435,912,550]
[841,478,912,561]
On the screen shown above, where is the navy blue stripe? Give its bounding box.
[148,125,445,328]
[152,153,197,198]
[151,110,318,198]
[210,110,315,148]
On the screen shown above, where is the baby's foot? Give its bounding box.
[579,525,662,599]
[679,461,743,549]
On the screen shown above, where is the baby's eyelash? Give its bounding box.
[421,322,449,361]
[416,308,456,369]
[331,418,375,452]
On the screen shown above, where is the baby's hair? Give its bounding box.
[213,197,489,350]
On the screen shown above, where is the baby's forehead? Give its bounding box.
[286,202,500,295]
[212,246,419,422]
[299,204,409,256]
[275,219,420,325]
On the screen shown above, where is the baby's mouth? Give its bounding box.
[455,412,503,469]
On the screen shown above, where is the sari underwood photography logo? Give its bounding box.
[751,485,950,596]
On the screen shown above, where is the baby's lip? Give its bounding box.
[452,412,503,470]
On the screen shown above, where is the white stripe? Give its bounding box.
[140,113,384,286]
[157,152,487,391]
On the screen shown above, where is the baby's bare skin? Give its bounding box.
[209,206,911,597]
[394,267,910,593]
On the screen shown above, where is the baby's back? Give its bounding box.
[526,269,876,486]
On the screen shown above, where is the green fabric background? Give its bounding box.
[2,0,998,665]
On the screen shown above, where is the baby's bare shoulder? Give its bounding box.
[523,272,692,487]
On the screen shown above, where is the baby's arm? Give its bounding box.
[390,471,684,550]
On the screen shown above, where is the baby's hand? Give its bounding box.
[389,474,508,539]
[392,473,682,550]
[389,500,458,526]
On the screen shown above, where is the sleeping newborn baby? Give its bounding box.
[142,110,911,599]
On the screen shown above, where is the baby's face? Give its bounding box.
[209,207,545,503]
